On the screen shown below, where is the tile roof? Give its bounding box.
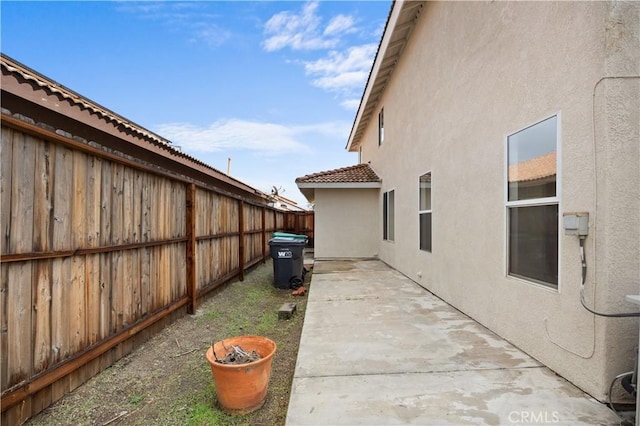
[508,152,556,182]
[296,163,381,184]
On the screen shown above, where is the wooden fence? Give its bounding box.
[0,115,313,424]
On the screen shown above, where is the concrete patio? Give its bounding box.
[286,259,621,425]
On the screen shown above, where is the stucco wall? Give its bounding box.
[314,188,379,259]
[357,1,639,401]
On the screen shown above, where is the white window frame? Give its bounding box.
[504,113,562,290]
[419,171,432,252]
[383,189,395,242]
[378,108,384,146]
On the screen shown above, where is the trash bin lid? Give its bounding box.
[272,232,307,240]
[269,236,307,245]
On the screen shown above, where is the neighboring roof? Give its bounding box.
[508,152,557,183]
[268,193,308,212]
[296,163,381,184]
[347,1,426,152]
[1,53,268,202]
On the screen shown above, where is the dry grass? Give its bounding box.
[26,260,309,426]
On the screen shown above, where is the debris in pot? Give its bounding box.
[213,343,262,365]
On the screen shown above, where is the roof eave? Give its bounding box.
[346,1,425,153]
[296,181,381,204]
[296,182,382,189]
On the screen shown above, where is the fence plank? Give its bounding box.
[53,146,72,251]
[122,167,134,244]
[33,260,52,372]
[72,151,87,248]
[123,249,134,326]
[50,258,68,365]
[1,127,13,255]
[7,262,33,388]
[11,131,35,253]
[0,263,8,390]
[85,157,102,346]
[86,156,102,247]
[238,201,245,281]
[99,159,112,341]
[68,256,86,391]
[140,246,151,315]
[111,248,124,332]
[33,139,53,252]
[111,163,124,245]
[186,184,196,314]
[86,253,100,345]
[111,163,124,332]
[99,157,112,247]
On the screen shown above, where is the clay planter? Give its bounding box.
[205,335,277,414]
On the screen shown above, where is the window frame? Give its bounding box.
[383,188,395,242]
[419,171,432,252]
[378,107,384,146]
[504,113,562,290]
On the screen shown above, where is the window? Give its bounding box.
[419,172,432,252]
[383,189,394,241]
[378,108,384,146]
[506,115,559,287]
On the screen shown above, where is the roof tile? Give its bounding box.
[509,152,556,182]
[296,163,381,184]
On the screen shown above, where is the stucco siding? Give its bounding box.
[314,188,379,259]
[357,1,639,401]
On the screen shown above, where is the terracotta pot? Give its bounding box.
[205,335,277,414]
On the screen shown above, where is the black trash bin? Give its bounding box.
[269,236,307,289]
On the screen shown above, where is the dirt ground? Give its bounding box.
[26,260,309,426]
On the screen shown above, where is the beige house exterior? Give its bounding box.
[297,1,639,403]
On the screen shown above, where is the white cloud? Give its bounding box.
[341,98,361,111]
[262,2,380,111]
[190,23,232,48]
[262,1,352,52]
[155,119,350,157]
[323,14,356,37]
[116,2,228,49]
[304,43,377,93]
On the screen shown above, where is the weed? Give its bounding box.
[129,395,144,406]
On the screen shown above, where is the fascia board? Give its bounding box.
[346,1,404,152]
[296,182,382,189]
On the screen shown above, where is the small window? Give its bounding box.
[506,115,559,287]
[383,189,394,241]
[378,108,384,146]
[419,172,432,252]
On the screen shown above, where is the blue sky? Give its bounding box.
[1,1,390,207]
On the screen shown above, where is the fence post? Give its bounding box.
[186,183,197,314]
[261,207,267,263]
[238,200,245,281]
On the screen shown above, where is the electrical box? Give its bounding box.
[563,212,589,236]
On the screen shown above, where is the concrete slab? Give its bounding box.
[286,260,620,425]
[287,368,617,425]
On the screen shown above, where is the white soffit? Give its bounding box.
[346,1,425,152]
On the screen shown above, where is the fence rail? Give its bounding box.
[0,116,313,424]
